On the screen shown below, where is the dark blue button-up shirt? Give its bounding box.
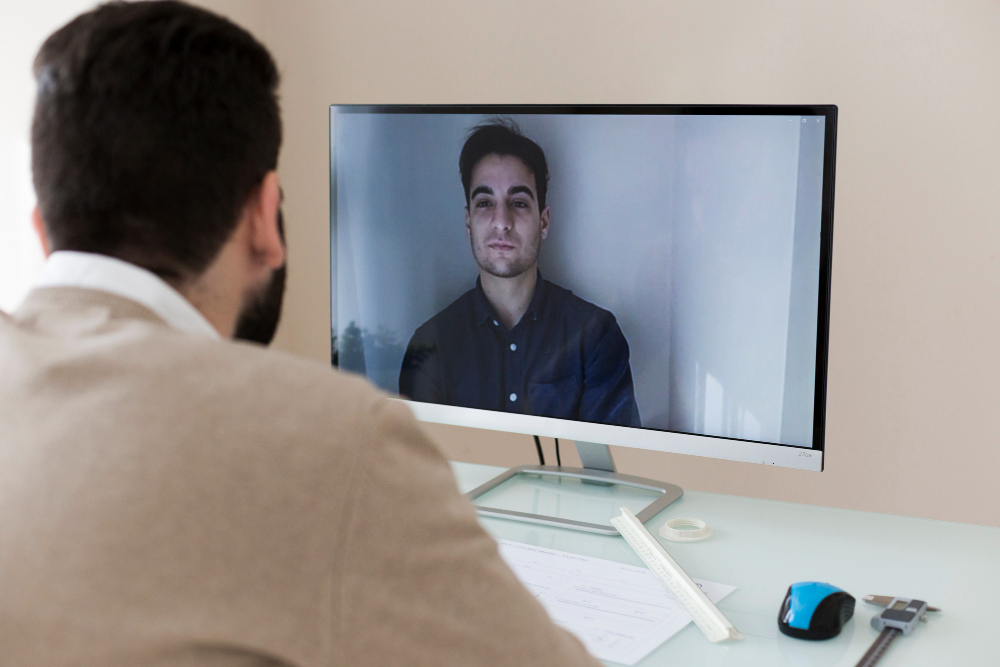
[399,275,641,427]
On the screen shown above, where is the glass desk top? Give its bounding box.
[451,461,1000,667]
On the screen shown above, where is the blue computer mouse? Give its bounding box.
[778,582,855,640]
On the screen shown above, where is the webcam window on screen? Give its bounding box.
[331,108,832,456]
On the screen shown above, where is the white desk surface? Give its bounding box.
[451,461,1000,666]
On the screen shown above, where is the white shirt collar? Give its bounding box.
[35,251,220,339]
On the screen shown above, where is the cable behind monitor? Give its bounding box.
[532,435,545,465]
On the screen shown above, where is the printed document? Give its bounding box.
[498,540,736,665]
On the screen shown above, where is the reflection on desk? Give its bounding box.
[451,461,1000,666]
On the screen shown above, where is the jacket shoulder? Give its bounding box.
[174,334,386,420]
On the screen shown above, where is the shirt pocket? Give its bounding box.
[527,376,581,419]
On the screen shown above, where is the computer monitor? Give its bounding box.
[330,105,836,532]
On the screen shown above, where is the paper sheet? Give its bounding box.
[498,540,736,665]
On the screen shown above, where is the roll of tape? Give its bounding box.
[658,518,713,542]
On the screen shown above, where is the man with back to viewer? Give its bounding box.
[0,2,601,665]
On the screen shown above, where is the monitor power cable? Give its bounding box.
[531,436,562,466]
[532,435,545,465]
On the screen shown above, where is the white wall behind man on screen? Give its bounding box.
[668,115,823,448]
[333,113,821,446]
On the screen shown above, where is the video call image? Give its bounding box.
[332,111,826,448]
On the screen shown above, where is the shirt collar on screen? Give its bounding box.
[525,273,547,322]
[35,250,220,339]
[473,271,548,328]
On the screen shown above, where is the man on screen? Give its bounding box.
[399,120,641,427]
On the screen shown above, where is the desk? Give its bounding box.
[451,461,1000,666]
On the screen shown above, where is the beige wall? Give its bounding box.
[248,0,1000,527]
[7,1,998,527]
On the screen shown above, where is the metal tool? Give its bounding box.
[854,597,935,667]
[611,507,742,643]
[863,594,940,613]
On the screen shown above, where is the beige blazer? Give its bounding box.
[0,287,599,667]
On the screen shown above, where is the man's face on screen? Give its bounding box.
[465,154,550,279]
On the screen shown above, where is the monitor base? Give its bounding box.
[464,442,683,535]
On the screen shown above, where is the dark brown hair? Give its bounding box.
[32,0,281,283]
[459,119,550,210]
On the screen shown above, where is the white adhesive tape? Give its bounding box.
[658,518,713,542]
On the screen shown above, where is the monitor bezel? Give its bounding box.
[329,104,836,472]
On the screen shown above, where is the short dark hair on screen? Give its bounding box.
[31,0,281,283]
[459,119,549,210]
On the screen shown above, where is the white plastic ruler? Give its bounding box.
[611,507,743,643]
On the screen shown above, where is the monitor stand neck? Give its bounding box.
[575,440,616,472]
[464,440,683,535]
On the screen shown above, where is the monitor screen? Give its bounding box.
[330,105,835,471]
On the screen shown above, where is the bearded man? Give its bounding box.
[0,4,603,666]
[399,121,641,428]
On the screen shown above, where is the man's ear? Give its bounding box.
[465,206,472,239]
[539,205,551,240]
[247,171,284,270]
[31,207,52,258]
